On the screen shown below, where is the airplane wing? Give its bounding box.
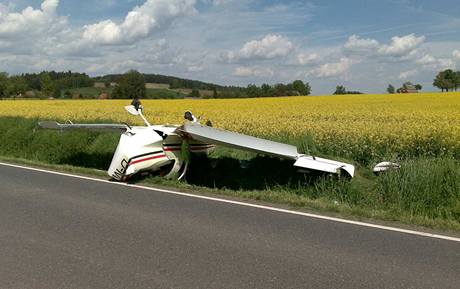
[181,123,298,159]
[38,121,130,132]
[180,123,355,178]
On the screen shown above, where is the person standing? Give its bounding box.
[131,97,141,111]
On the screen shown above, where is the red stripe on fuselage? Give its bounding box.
[129,154,167,165]
[163,147,181,152]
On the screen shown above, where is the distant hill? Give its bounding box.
[2,70,311,99]
[93,73,230,91]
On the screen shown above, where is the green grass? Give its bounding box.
[0,116,118,167]
[145,88,186,99]
[1,116,459,232]
[376,158,460,220]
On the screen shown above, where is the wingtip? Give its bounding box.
[340,164,355,178]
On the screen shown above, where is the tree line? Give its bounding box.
[108,71,311,99]
[1,68,459,99]
[186,81,311,99]
[0,71,93,98]
[333,85,362,95]
[111,70,312,99]
[219,80,311,98]
[95,73,224,91]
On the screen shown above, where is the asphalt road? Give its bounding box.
[0,163,459,289]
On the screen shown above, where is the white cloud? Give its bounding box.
[437,58,454,69]
[398,69,418,80]
[0,0,71,57]
[344,35,379,52]
[41,0,58,14]
[82,0,197,45]
[187,65,204,72]
[200,0,233,5]
[83,20,121,44]
[378,34,425,57]
[296,53,319,65]
[313,57,353,78]
[139,39,184,65]
[342,34,425,62]
[416,54,437,65]
[233,66,274,77]
[224,34,294,62]
[453,50,460,60]
[416,54,454,70]
[0,0,64,37]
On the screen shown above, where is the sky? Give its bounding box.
[0,0,459,94]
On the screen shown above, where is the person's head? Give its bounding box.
[131,97,141,110]
[184,111,193,121]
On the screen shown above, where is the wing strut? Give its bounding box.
[38,121,130,132]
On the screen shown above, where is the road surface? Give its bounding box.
[0,163,459,289]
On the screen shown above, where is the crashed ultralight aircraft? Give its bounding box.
[39,103,355,181]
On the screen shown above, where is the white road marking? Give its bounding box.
[1,161,459,243]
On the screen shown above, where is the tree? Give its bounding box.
[292,80,311,96]
[189,88,200,98]
[212,88,218,98]
[433,69,458,92]
[8,76,28,96]
[285,83,295,95]
[260,83,273,97]
[170,79,181,89]
[112,70,146,99]
[246,84,260,97]
[454,71,460,91]
[387,84,395,94]
[304,82,312,96]
[52,85,61,98]
[40,73,55,97]
[333,85,346,95]
[0,72,9,97]
[402,81,413,88]
[414,84,422,91]
[433,72,447,92]
[274,83,287,96]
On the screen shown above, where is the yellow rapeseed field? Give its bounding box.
[1,92,459,159]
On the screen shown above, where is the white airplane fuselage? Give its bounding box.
[108,125,214,181]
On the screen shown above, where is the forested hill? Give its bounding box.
[1,70,311,99]
[94,73,230,91]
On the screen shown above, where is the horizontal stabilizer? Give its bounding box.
[294,156,355,177]
[38,121,129,132]
[182,123,298,159]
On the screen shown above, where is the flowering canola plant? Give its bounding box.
[1,92,459,160]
